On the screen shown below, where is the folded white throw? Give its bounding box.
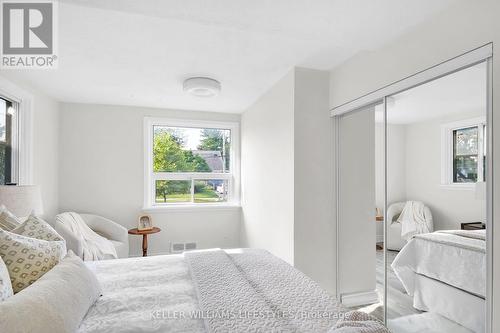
[398,201,431,241]
[56,213,117,261]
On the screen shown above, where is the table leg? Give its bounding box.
[142,234,148,257]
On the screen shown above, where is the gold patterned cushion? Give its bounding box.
[0,230,65,293]
[0,256,13,301]
[12,214,64,242]
[11,215,67,258]
[0,206,21,231]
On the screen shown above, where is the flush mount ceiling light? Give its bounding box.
[183,77,221,97]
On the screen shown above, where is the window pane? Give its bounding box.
[193,179,228,203]
[454,155,478,183]
[453,127,479,183]
[454,127,478,156]
[153,126,231,173]
[155,180,191,203]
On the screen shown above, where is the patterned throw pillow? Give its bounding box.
[0,230,65,293]
[0,206,21,231]
[11,214,67,258]
[12,214,64,242]
[0,256,13,301]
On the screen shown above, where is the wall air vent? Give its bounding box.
[170,242,197,253]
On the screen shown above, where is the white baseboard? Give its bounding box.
[341,290,379,307]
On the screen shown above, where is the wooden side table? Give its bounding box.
[128,227,161,257]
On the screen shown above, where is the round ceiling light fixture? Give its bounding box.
[183,77,221,97]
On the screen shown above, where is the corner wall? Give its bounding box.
[58,103,241,257]
[240,70,295,264]
[241,68,335,295]
[293,68,335,295]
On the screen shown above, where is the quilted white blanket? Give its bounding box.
[185,249,344,332]
[80,249,387,333]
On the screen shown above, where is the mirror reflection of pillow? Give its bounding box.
[0,230,65,293]
[11,214,67,257]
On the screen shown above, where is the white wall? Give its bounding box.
[338,106,376,297]
[241,68,335,294]
[58,103,241,257]
[240,70,295,264]
[33,92,60,220]
[293,68,335,295]
[0,75,60,220]
[328,0,500,329]
[405,111,486,230]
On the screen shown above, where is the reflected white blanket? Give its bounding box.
[398,201,431,241]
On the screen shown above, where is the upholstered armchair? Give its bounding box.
[386,202,433,251]
[54,214,129,259]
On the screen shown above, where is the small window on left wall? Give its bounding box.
[0,97,18,185]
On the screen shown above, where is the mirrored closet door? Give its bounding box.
[384,61,489,333]
[334,46,492,333]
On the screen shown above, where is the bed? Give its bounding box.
[391,230,486,333]
[1,247,389,333]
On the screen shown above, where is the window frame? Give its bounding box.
[143,117,240,210]
[0,76,33,185]
[0,98,20,184]
[441,116,486,189]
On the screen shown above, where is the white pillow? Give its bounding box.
[0,251,102,333]
[0,256,13,301]
[0,229,65,293]
[0,205,21,231]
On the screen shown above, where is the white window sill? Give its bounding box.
[142,203,241,213]
[440,183,475,190]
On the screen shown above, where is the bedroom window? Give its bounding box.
[441,117,486,188]
[0,97,18,185]
[144,118,239,209]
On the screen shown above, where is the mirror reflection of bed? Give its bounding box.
[375,62,487,333]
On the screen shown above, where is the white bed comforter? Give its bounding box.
[80,249,387,333]
[79,253,205,333]
[391,230,486,298]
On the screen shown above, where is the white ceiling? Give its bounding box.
[375,62,487,124]
[3,0,457,113]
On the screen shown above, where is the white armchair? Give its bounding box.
[54,214,129,259]
[386,202,433,251]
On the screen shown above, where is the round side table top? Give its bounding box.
[128,227,161,235]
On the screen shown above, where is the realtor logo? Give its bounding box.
[1,0,58,69]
